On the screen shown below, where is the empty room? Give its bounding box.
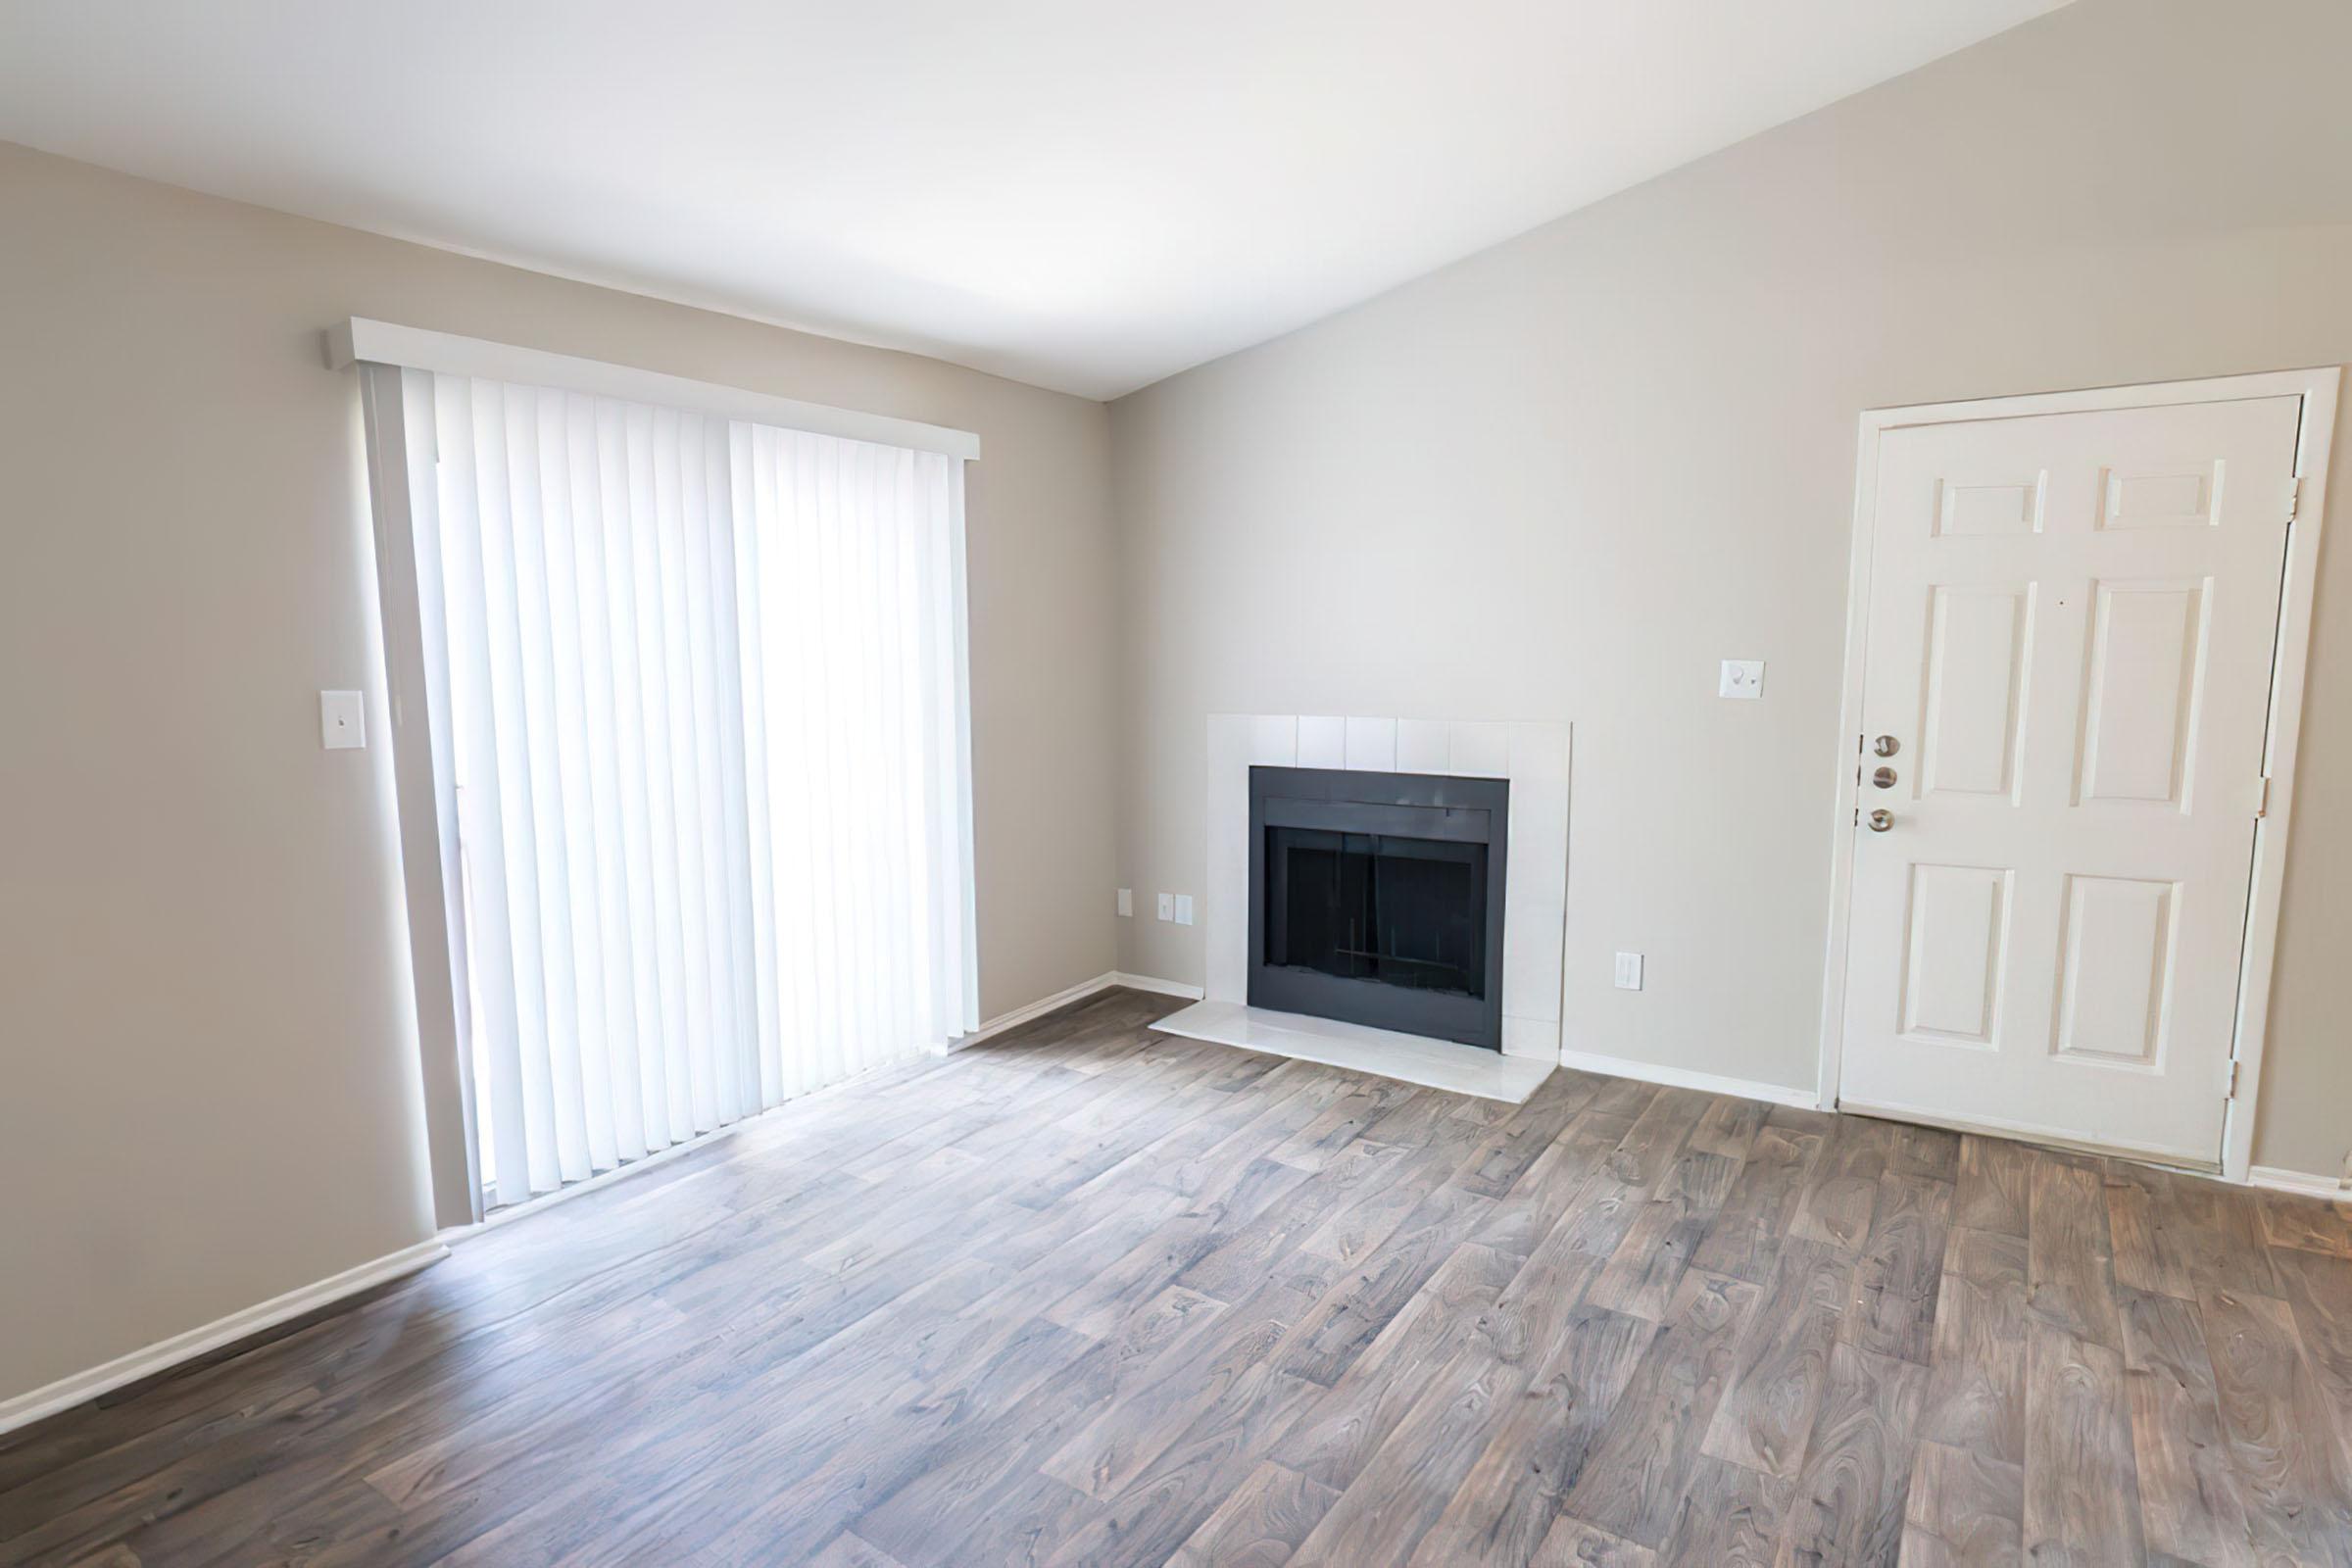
[5,0,2352,1563]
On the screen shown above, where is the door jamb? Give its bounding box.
[1815,368,2339,1184]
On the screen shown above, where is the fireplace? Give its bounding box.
[1249,765,1508,1050]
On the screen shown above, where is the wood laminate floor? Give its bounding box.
[6,987,2351,1566]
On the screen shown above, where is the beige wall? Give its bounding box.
[8,0,2351,1415]
[1111,0,2352,1178]
[0,143,1117,1404]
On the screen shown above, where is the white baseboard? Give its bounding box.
[947,972,1117,1052]
[1554,1047,1821,1111]
[944,970,1208,1054]
[2248,1164,2350,1200]
[1111,971,1206,1001]
[0,1239,449,1439]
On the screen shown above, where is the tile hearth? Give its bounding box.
[1152,998,1555,1102]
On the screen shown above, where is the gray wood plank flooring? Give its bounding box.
[3,987,2349,1566]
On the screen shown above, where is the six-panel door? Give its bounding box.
[1838,396,2302,1164]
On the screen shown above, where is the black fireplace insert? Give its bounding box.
[1249,765,1507,1050]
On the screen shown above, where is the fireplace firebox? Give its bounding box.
[1249,765,1508,1050]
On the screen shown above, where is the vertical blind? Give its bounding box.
[395,369,977,1209]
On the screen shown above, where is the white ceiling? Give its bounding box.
[0,1,2066,399]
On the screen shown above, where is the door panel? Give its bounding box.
[2100,466,2214,529]
[2052,873,2177,1065]
[1838,395,2301,1163]
[2076,578,2205,807]
[1897,863,2010,1045]
[1919,584,2033,801]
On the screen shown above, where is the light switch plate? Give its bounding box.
[1156,893,1175,921]
[1174,895,1194,927]
[1614,952,1644,991]
[319,690,367,750]
[1719,659,1765,699]
[1117,888,1134,917]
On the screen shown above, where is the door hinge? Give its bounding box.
[2224,1058,2241,1099]
[2255,775,2272,818]
[2286,475,2302,524]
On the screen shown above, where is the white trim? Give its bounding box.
[1112,971,1207,1001]
[944,972,1118,1053]
[1859,368,2337,430]
[1817,367,2340,1185]
[327,318,981,460]
[946,467,983,1030]
[0,1241,448,1439]
[1815,412,1884,1114]
[2223,372,2337,1184]
[2248,1165,2351,1201]
[357,364,483,1231]
[1554,1047,1820,1110]
[939,970,1207,1054]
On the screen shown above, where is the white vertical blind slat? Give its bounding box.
[636,407,696,1146]
[709,429,760,1127]
[427,381,517,1204]
[805,436,849,1090]
[591,398,655,1164]
[562,393,636,1167]
[465,382,564,1201]
[618,404,685,1149]
[673,416,721,1129]
[730,426,782,1110]
[531,393,608,1180]
[399,368,972,1207]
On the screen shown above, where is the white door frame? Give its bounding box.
[1816,368,2339,1183]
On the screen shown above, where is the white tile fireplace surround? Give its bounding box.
[1153,714,1570,1103]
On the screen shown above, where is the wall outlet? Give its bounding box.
[1614,952,1644,991]
[1174,894,1194,926]
[1718,660,1765,699]
[1156,893,1175,921]
[319,689,367,750]
[1116,887,1133,917]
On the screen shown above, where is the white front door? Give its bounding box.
[1837,393,2303,1165]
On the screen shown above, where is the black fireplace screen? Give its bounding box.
[1249,766,1507,1050]
[1265,830,1487,998]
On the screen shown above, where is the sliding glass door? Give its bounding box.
[374,368,977,1212]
